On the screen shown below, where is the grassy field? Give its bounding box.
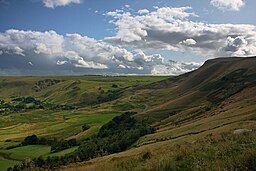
[0,159,20,171]
[0,145,51,160]
[0,145,79,171]
[0,76,167,170]
[1,57,256,171]
[0,76,166,141]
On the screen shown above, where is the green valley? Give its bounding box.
[1,57,256,171]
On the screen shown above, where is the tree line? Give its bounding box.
[0,96,76,114]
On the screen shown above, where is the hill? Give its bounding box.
[0,76,167,170]
[62,57,256,171]
[1,57,256,171]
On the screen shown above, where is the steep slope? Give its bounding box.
[130,57,256,124]
[62,56,256,171]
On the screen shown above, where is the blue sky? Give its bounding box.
[1,0,255,38]
[0,0,255,75]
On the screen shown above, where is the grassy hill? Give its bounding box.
[0,76,167,170]
[62,57,256,171]
[1,57,256,171]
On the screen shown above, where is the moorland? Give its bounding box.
[1,57,256,171]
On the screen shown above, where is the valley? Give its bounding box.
[0,57,256,171]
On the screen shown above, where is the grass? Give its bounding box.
[2,58,256,170]
[0,76,166,141]
[0,145,51,161]
[0,145,79,170]
[0,159,20,171]
[0,110,121,141]
[0,76,167,170]
[46,146,78,157]
[63,131,256,171]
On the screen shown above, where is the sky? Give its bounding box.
[0,0,255,76]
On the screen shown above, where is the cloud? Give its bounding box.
[210,0,245,11]
[223,36,249,56]
[28,62,33,66]
[138,9,150,15]
[105,6,256,57]
[0,29,197,75]
[57,60,68,65]
[180,38,197,46]
[42,0,82,8]
[151,61,201,75]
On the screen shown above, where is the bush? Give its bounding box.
[22,134,39,145]
[82,124,90,131]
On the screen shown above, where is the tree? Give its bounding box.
[82,124,90,131]
[22,134,39,145]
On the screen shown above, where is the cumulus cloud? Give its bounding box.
[210,0,245,11]
[180,38,197,46]
[105,6,256,57]
[223,36,249,56]
[151,61,201,75]
[138,9,150,15]
[57,60,68,65]
[2,6,255,76]
[0,29,196,75]
[42,0,81,8]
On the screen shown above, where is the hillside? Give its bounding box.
[62,57,256,171]
[0,76,167,170]
[1,57,256,171]
[130,57,256,123]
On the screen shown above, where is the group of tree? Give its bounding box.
[8,112,155,171]
[0,96,76,114]
[96,89,122,104]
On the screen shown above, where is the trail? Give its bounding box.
[125,92,149,112]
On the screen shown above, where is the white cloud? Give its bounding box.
[180,38,197,46]
[57,60,68,65]
[151,61,201,75]
[223,36,249,56]
[105,6,256,57]
[138,9,149,15]
[210,0,245,11]
[42,0,81,8]
[0,29,195,74]
[28,62,33,66]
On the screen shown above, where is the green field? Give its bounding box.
[1,57,256,171]
[0,76,167,170]
[0,145,80,171]
[0,145,51,160]
[0,160,20,171]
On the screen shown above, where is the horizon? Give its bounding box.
[0,0,256,76]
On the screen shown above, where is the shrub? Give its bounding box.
[82,124,90,131]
